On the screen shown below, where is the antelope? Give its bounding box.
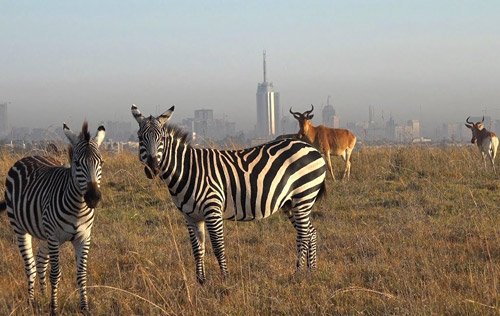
[290,104,357,180]
[465,116,499,173]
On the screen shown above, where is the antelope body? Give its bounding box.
[465,116,499,173]
[290,105,357,180]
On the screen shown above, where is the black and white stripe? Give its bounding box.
[132,104,326,284]
[1,122,105,314]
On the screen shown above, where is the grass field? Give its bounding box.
[0,145,499,315]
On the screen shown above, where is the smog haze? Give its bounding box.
[1,1,499,134]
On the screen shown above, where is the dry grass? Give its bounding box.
[0,145,499,315]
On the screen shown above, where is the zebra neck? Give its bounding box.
[160,141,192,194]
[64,168,87,208]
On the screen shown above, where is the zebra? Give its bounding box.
[0,122,105,315]
[131,104,326,284]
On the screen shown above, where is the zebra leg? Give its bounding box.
[36,241,49,294]
[15,232,37,305]
[285,210,301,258]
[292,208,313,271]
[205,214,229,279]
[307,225,318,270]
[186,218,206,284]
[48,238,62,315]
[73,237,91,313]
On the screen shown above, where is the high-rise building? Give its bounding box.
[256,51,280,139]
[0,102,8,137]
[105,120,132,141]
[322,96,339,128]
[194,109,214,141]
[408,120,420,139]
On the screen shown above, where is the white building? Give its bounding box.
[256,51,280,139]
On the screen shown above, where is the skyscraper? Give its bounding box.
[0,102,8,137]
[194,109,214,141]
[322,95,339,128]
[256,51,280,138]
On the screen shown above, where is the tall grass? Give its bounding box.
[0,145,498,315]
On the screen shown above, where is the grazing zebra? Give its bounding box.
[0,122,105,315]
[131,104,326,284]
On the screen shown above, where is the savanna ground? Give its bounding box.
[0,144,499,315]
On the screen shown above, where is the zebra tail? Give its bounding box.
[316,180,327,201]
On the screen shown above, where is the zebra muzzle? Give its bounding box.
[144,166,157,179]
[84,182,102,208]
[145,156,160,179]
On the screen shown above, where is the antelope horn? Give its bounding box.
[482,116,484,123]
[466,116,473,124]
[304,104,314,116]
[289,107,301,118]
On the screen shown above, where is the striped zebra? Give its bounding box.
[0,122,105,315]
[131,104,326,284]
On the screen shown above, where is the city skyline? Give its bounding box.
[1,1,499,133]
[3,96,499,146]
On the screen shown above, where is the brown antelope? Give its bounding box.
[465,116,499,174]
[290,105,357,180]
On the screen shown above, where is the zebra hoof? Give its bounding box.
[216,287,231,298]
[50,302,59,316]
[197,276,206,285]
[29,299,42,313]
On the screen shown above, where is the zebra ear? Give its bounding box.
[131,104,144,124]
[94,125,106,147]
[158,105,175,126]
[63,123,79,145]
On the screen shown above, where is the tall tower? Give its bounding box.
[0,102,8,137]
[322,95,338,127]
[256,51,280,139]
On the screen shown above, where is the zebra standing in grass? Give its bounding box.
[131,104,326,284]
[0,122,105,315]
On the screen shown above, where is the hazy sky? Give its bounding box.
[1,1,499,132]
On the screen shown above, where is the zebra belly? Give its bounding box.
[8,200,93,243]
[7,196,47,239]
[173,193,279,222]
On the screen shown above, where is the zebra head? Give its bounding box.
[131,104,174,179]
[64,122,106,209]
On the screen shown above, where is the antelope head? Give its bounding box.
[465,116,485,144]
[290,104,315,141]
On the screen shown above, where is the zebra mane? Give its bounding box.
[80,121,91,141]
[68,144,73,162]
[165,124,191,145]
[66,121,92,162]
